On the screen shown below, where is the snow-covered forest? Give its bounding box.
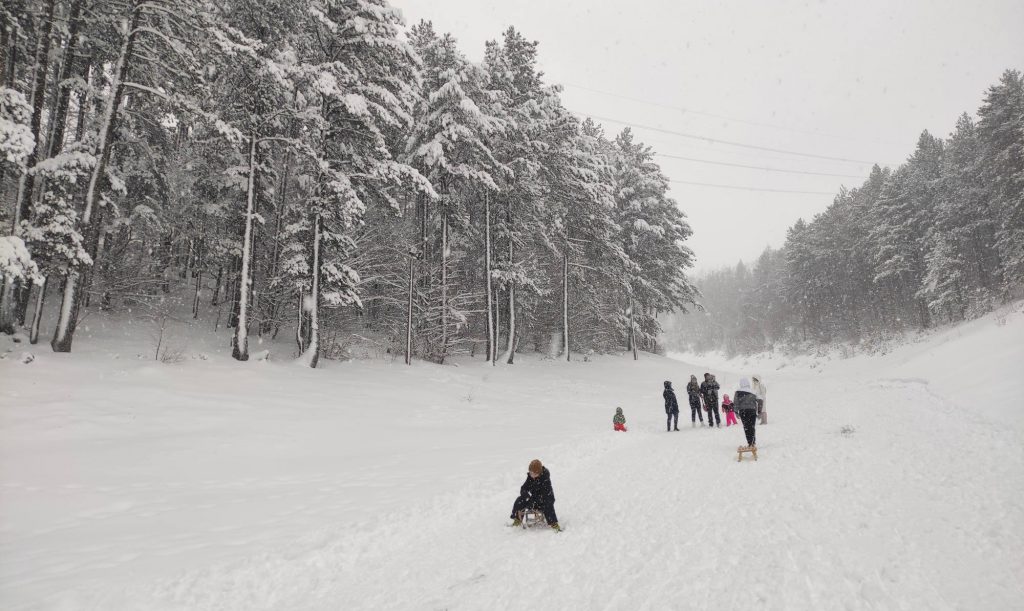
[2,1,1024,609]
[0,0,697,365]
[663,71,1024,356]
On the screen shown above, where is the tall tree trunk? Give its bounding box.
[210,265,223,306]
[440,208,448,363]
[0,0,56,334]
[191,239,203,319]
[501,202,515,364]
[227,255,240,328]
[405,253,414,365]
[563,250,569,362]
[0,22,10,86]
[484,192,495,364]
[80,205,105,308]
[192,269,202,318]
[295,291,305,354]
[494,287,501,362]
[11,0,56,231]
[300,213,321,368]
[45,0,84,164]
[263,146,292,335]
[503,283,516,364]
[629,293,638,360]
[0,284,14,333]
[51,9,141,352]
[28,276,47,344]
[232,134,258,361]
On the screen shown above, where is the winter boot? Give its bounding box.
[511,517,522,527]
[550,523,562,532]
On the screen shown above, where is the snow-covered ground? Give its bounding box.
[1,302,1022,610]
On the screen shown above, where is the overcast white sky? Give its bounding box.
[389,0,1024,272]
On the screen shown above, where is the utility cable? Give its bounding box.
[585,113,888,165]
[562,82,904,146]
[655,152,866,178]
[668,179,837,195]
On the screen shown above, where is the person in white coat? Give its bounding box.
[751,374,767,424]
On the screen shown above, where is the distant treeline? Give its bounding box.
[664,71,1024,356]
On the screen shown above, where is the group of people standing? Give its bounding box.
[660,373,767,448]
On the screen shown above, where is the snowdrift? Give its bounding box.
[1,302,1022,609]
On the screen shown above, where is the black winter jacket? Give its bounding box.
[734,390,758,413]
[700,379,720,408]
[519,467,556,505]
[686,381,702,408]
[663,387,680,414]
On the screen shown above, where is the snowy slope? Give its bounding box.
[1,303,1022,610]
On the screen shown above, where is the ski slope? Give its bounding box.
[1,302,1022,610]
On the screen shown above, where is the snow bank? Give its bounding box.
[1,303,1022,609]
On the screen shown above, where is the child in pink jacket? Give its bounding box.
[722,394,738,427]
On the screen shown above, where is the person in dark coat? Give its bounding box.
[663,380,680,431]
[510,459,560,530]
[734,378,759,447]
[700,372,721,428]
[686,375,704,427]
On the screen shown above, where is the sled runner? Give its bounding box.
[519,508,546,529]
[737,445,758,462]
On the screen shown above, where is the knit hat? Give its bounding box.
[528,459,543,474]
[615,407,623,414]
[664,380,672,388]
[722,394,731,404]
[738,378,752,393]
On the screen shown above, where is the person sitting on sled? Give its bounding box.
[510,459,560,531]
[613,407,628,432]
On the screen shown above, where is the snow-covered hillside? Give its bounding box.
[1,303,1022,610]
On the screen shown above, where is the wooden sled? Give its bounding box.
[737,445,758,462]
[519,508,546,529]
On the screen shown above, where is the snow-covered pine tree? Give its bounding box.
[283,0,433,368]
[483,28,556,364]
[976,70,1024,290]
[535,108,620,360]
[407,21,506,363]
[921,113,997,319]
[870,131,943,329]
[610,128,697,357]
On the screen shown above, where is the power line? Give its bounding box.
[562,82,903,146]
[655,152,867,179]
[580,112,885,165]
[668,179,837,195]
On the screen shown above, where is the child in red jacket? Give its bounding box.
[722,394,738,427]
